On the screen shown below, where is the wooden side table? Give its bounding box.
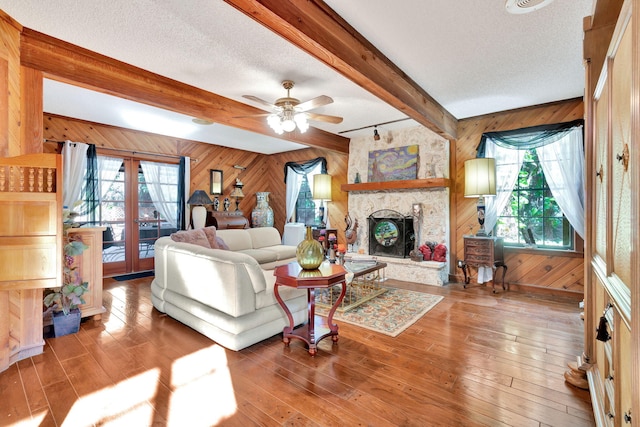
[273,262,347,356]
[460,236,507,293]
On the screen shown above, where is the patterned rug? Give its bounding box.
[316,287,444,337]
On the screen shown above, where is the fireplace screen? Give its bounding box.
[368,210,414,258]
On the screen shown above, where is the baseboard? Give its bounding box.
[448,274,583,301]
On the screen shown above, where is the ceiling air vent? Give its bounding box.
[505,0,555,14]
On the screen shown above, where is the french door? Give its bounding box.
[99,156,179,277]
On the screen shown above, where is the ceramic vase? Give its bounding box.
[296,226,325,270]
[251,192,274,227]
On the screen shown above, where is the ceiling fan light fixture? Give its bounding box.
[294,113,309,133]
[267,114,284,134]
[281,118,296,132]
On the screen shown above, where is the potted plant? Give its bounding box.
[43,209,89,337]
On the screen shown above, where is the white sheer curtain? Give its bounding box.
[477,140,524,283]
[97,156,123,201]
[62,141,89,209]
[285,170,303,222]
[285,162,322,222]
[140,161,179,228]
[536,129,585,239]
[483,140,525,233]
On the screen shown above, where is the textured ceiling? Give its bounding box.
[0,0,592,154]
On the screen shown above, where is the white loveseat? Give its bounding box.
[151,226,307,351]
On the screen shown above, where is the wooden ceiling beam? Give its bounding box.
[224,0,458,140]
[19,29,349,154]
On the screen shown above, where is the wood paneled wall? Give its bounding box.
[42,114,349,239]
[453,98,585,295]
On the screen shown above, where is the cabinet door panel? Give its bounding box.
[610,23,632,289]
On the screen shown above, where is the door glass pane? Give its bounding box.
[138,162,179,260]
[101,167,126,264]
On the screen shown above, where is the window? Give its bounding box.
[284,157,326,225]
[495,148,572,248]
[481,120,584,250]
[295,175,319,226]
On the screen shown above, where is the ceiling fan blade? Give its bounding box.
[242,95,278,111]
[295,95,333,112]
[232,113,273,119]
[306,112,343,124]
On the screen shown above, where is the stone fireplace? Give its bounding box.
[345,126,450,286]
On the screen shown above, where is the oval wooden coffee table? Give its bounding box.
[273,262,347,356]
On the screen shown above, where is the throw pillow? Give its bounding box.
[202,226,230,250]
[202,226,220,249]
[216,236,230,250]
[170,229,211,248]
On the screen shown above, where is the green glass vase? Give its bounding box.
[296,226,325,270]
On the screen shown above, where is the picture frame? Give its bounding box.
[209,169,223,195]
[367,145,419,182]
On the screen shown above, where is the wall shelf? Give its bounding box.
[341,178,450,192]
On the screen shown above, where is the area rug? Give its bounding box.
[316,287,444,337]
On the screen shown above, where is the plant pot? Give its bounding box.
[52,308,81,337]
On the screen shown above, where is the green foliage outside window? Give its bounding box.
[295,175,319,226]
[496,149,572,248]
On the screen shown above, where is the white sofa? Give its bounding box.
[151,226,307,351]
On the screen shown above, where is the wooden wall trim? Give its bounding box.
[19,29,349,154]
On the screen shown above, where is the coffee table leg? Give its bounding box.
[327,281,346,342]
[274,282,293,345]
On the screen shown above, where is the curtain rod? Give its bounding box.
[43,139,197,161]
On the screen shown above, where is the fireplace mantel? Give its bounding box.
[341,178,450,192]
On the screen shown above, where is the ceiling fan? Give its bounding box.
[240,80,343,134]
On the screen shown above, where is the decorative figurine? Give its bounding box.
[223,197,230,211]
[213,197,219,211]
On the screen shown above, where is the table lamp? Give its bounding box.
[313,173,332,228]
[230,178,245,211]
[464,158,496,236]
[188,190,213,229]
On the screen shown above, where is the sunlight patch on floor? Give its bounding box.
[168,345,237,426]
[62,368,160,426]
[8,410,46,427]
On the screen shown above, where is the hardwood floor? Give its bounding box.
[1,277,593,426]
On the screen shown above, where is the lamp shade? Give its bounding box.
[464,158,496,197]
[230,187,244,198]
[187,190,213,205]
[313,174,332,200]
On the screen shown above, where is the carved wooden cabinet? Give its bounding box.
[583,1,636,424]
[67,228,106,319]
[461,236,506,293]
[0,154,63,372]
